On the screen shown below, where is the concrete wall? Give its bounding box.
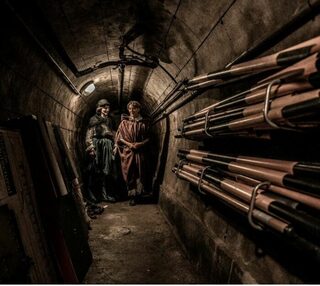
[0,2,80,152]
[158,0,320,283]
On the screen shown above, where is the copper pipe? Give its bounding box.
[173,167,289,233]
[180,163,320,239]
[181,95,320,137]
[178,152,320,197]
[182,89,320,131]
[259,52,320,84]
[225,171,320,210]
[188,36,320,85]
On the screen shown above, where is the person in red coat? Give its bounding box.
[114,101,149,206]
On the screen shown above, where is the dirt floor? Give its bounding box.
[83,200,207,284]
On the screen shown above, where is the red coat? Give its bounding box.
[115,115,149,190]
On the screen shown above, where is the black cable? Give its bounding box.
[175,0,237,79]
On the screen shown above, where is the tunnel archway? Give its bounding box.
[72,74,165,201]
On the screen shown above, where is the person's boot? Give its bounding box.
[101,186,116,203]
[87,189,99,204]
[129,197,136,206]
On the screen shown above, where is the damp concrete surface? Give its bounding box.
[84,200,208,284]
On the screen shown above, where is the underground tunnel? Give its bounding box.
[1,0,320,283]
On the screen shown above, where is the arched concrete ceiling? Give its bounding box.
[1,0,318,136]
[38,0,203,117]
[5,0,244,118]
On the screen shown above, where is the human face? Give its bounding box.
[101,105,110,117]
[128,104,140,118]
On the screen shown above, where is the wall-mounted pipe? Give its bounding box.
[4,0,83,97]
[151,80,185,117]
[151,70,277,125]
[125,44,176,83]
[152,90,201,125]
[153,0,320,124]
[225,0,320,68]
[151,89,186,120]
[118,63,125,109]
[76,58,158,77]
[158,63,178,83]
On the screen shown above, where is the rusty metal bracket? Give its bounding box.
[248,181,270,231]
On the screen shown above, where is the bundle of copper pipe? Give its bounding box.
[177,85,320,138]
[152,36,320,124]
[176,36,320,138]
[172,149,320,257]
[185,35,320,91]
[172,36,320,260]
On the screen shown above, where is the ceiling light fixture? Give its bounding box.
[80,80,95,96]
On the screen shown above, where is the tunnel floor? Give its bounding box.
[83,200,207,283]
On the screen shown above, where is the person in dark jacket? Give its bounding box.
[114,101,149,206]
[85,99,117,203]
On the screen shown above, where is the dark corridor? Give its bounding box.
[1,0,320,284]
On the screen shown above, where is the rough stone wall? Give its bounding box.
[158,1,320,283]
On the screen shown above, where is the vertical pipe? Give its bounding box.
[118,63,125,110]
